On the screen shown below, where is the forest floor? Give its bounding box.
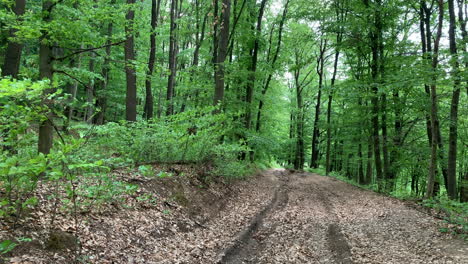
[2,168,467,263]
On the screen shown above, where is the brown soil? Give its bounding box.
[2,169,467,263]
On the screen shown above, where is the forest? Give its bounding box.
[0,0,467,262]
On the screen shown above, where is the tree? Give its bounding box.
[1,0,25,78]
[446,0,461,200]
[125,0,137,122]
[166,0,179,116]
[143,0,162,120]
[213,0,231,109]
[310,37,327,168]
[38,0,55,155]
[426,0,444,199]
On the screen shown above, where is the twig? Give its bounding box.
[54,40,125,61]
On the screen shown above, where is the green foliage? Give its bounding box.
[0,237,30,255]
[423,199,468,240]
[0,239,17,255]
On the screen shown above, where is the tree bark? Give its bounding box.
[166,0,179,116]
[38,0,55,155]
[244,0,268,130]
[255,0,289,132]
[95,19,114,125]
[143,0,161,119]
[326,0,345,174]
[364,0,384,189]
[1,0,26,78]
[310,38,327,168]
[85,52,95,124]
[125,0,137,122]
[213,0,231,110]
[426,0,444,199]
[446,0,461,200]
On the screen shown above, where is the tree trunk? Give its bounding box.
[85,52,95,124]
[365,135,373,185]
[125,0,137,122]
[364,0,384,189]
[1,0,26,78]
[426,0,444,199]
[256,0,289,132]
[244,0,267,130]
[38,0,54,155]
[446,0,461,200]
[310,38,327,168]
[143,0,161,119]
[458,0,468,201]
[166,0,179,116]
[213,0,231,110]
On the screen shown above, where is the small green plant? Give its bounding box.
[0,239,17,255]
[138,165,155,177]
[0,237,31,255]
[157,171,173,178]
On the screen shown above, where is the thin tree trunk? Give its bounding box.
[325,5,344,174]
[244,0,268,130]
[180,1,210,112]
[311,38,327,168]
[426,0,444,199]
[85,52,95,124]
[366,135,373,184]
[256,0,289,132]
[95,19,114,125]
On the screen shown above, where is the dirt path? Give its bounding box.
[216,170,467,264]
[7,169,467,264]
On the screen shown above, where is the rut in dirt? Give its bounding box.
[217,170,467,264]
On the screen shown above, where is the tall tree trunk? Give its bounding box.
[213,0,231,110]
[85,52,95,124]
[1,0,26,78]
[458,0,468,202]
[419,1,449,189]
[390,90,402,189]
[446,0,461,200]
[366,135,373,184]
[426,0,444,199]
[125,0,137,122]
[244,0,268,130]
[310,38,327,168]
[180,1,210,112]
[95,19,114,125]
[143,0,161,119]
[166,0,179,116]
[38,0,55,155]
[325,3,344,174]
[256,0,289,132]
[364,0,384,189]
[381,93,393,191]
[294,69,305,170]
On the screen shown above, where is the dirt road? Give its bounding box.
[216,170,467,264]
[7,169,467,263]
